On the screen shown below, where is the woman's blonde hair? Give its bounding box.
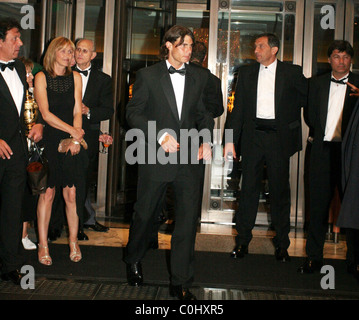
[43,37,75,77]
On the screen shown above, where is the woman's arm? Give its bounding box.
[72,71,83,132]
[34,71,84,141]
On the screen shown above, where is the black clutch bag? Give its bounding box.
[26,143,48,195]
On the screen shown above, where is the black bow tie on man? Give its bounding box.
[75,67,90,77]
[331,77,348,85]
[168,65,186,76]
[0,61,15,72]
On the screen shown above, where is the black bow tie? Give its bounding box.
[331,77,348,85]
[168,66,186,76]
[0,61,15,72]
[75,67,90,77]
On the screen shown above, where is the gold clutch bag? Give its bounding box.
[58,138,88,153]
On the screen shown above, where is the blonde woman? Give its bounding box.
[34,37,85,265]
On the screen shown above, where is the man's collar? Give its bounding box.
[166,60,185,70]
[260,59,277,72]
[76,63,92,71]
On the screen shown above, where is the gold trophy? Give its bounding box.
[24,90,39,150]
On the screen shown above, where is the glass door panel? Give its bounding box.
[0,1,42,62]
[203,0,303,226]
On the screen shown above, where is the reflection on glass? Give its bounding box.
[0,1,41,62]
[353,5,359,71]
[210,5,296,217]
[231,0,283,11]
[283,14,295,63]
[134,0,161,9]
[177,6,210,67]
[84,0,105,70]
[130,8,163,69]
[312,3,335,76]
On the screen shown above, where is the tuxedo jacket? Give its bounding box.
[126,60,214,181]
[79,67,113,159]
[189,62,224,118]
[225,60,308,158]
[305,71,359,143]
[0,59,28,161]
[338,97,359,229]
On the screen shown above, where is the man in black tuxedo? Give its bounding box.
[298,40,359,273]
[125,25,214,300]
[0,18,43,284]
[73,38,113,237]
[190,41,224,119]
[224,33,308,262]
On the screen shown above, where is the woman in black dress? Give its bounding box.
[34,37,84,265]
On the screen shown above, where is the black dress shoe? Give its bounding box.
[275,248,291,262]
[297,259,323,274]
[126,262,143,286]
[83,221,109,232]
[169,284,197,300]
[230,245,248,258]
[77,229,89,241]
[1,270,24,285]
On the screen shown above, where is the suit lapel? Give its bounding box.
[249,63,259,118]
[180,64,194,125]
[160,61,180,122]
[83,68,97,104]
[319,74,331,131]
[15,59,26,116]
[274,60,285,117]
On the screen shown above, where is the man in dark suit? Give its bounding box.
[298,40,359,273]
[190,41,224,119]
[0,18,43,284]
[224,33,307,262]
[148,41,224,249]
[125,25,214,300]
[73,38,113,237]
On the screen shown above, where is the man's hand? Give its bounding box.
[27,123,43,143]
[223,142,236,160]
[0,139,12,160]
[197,143,212,161]
[347,81,359,97]
[161,134,179,153]
[81,103,90,115]
[26,72,34,89]
[99,133,113,145]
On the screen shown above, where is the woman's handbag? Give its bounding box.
[26,143,48,195]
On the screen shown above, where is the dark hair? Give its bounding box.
[0,18,21,41]
[255,33,280,55]
[191,41,207,64]
[327,40,354,57]
[159,25,195,60]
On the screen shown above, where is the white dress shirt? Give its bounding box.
[324,73,349,142]
[0,59,24,116]
[166,60,185,120]
[158,61,186,143]
[76,64,92,98]
[256,59,277,119]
